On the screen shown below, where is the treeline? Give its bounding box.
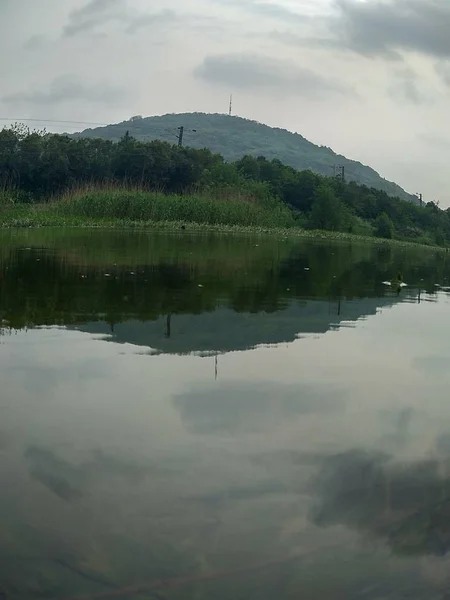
[0,124,448,245]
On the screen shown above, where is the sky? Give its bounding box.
[1,0,450,204]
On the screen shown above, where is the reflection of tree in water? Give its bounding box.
[0,241,423,356]
[310,442,450,557]
[1,237,447,335]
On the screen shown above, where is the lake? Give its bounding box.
[2,229,450,599]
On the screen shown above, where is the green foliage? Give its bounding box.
[309,185,350,232]
[2,123,450,246]
[375,213,394,239]
[50,188,295,228]
[74,113,415,201]
[0,191,14,208]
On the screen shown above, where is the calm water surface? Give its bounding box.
[2,229,450,599]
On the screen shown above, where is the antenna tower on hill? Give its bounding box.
[229,94,233,116]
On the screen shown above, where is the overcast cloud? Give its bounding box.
[195,53,352,97]
[329,0,450,59]
[0,0,450,204]
[3,75,127,107]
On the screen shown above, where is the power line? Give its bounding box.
[0,117,109,127]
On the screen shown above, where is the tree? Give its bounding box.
[1,122,450,245]
[375,213,394,239]
[309,185,350,231]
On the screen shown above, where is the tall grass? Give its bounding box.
[49,187,295,228]
[0,191,15,208]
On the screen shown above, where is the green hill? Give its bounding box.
[74,112,416,203]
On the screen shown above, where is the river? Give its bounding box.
[1,229,450,599]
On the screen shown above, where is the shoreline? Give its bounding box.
[0,211,446,252]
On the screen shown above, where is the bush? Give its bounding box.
[375,213,394,239]
[309,185,352,232]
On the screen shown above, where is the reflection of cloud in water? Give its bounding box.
[412,354,450,375]
[26,446,84,502]
[173,381,345,435]
[436,433,450,457]
[0,430,11,452]
[24,446,164,502]
[6,358,112,398]
[310,448,450,557]
[379,407,415,450]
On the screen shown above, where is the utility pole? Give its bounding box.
[419,193,423,207]
[229,94,233,116]
[335,166,345,182]
[177,126,184,147]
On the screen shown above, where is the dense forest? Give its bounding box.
[74,113,416,202]
[0,123,448,246]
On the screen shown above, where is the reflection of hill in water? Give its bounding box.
[0,230,438,354]
[72,296,410,355]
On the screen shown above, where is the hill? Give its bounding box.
[74,113,417,203]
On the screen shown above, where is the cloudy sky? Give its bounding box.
[1,0,450,203]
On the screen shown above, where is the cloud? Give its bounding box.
[64,0,125,36]
[417,134,450,150]
[63,0,176,37]
[235,0,306,22]
[434,61,450,86]
[2,75,127,107]
[393,80,427,104]
[266,30,341,51]
[212,0,321,22]
[125,9,177,34]
[328,0,450,59]
[388,67,429,105]
[23,34,48,51]
[194,53,352,98]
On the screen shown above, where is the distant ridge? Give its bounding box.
[74,112,416,203]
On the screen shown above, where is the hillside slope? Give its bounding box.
[74,113,416,202]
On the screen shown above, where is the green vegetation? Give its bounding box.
[375,212,394,239]
[1,122,449,247]
[50,188,294,228]
[74,113,415,201]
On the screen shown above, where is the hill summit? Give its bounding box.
[74,112,415,202]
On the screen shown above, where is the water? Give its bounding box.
[2,229,450,599]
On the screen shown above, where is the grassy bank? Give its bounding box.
[51,188,295,228]
[0,188,446,252]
